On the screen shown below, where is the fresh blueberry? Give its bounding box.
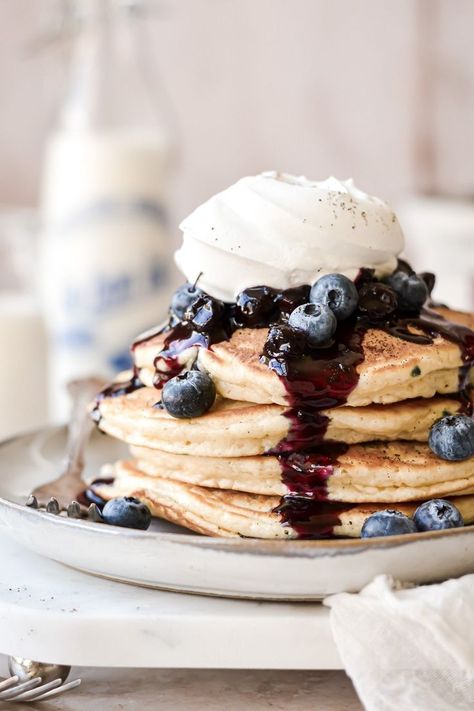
[102,496,151,530]
[170,283,202,321]
[358,282,398,320]
[184,295,224,332]
[361,510,417,538]
[310,274,359,320]
[235,286,276,326]
[263,324,306,359]
[413,499,464,531]
[288,302,337,347]
[428,414,474,461]
[385,271,428,311]
[162,370,216,418]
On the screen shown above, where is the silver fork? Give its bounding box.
[30,377,106,511]
[0,675,82,703]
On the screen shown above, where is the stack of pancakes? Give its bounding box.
[92,306,474,538]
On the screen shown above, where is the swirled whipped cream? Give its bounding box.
[175,172,405,302]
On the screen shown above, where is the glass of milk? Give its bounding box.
[0,209,48,440]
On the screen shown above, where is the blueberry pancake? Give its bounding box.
[90,173,474,540]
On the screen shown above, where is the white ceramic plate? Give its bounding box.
[1,427,474,600]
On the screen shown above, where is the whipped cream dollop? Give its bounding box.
[175,172,405,302]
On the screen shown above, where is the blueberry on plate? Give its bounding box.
[170,282,202,321]
[361,510,417,538]
[162,370,216,418]
[385,271,428,311]
[102,496,152,530]
[413,499,464,532]
[428,414,474,461]
[310,273,359,320]
[288,302,337,347]
[184,295,224,332]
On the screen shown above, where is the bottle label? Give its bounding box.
[41,194,172,376]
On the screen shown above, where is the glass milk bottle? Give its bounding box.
[0,209,47,439]
[40,0,175,420]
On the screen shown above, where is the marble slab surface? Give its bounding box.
[0,535,341,669]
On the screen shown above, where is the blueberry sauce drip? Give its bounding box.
[277,446,349,498]
[152,322,228,389]
[266,319,366,536]
[274,498,352,539]
[268,319,367,453]
[91,372,144,425]
[384,306,474,410]
[387,306,474,361]
[76,477,114,509]
[100,374,144,399]
[131,322,168,352]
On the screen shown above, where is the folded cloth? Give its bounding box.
[324,575,474,711]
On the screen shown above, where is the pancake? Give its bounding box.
[97,388,286,457]
[134,308,474,408]
[96,385,466,455]
[198,327,469,408]
[116,439,474,503]
[93,466,474,539]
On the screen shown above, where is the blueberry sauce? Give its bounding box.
[387,306,474,361]
[131,322,168,352]
[274,434,355,537]
[272,338,366,454]
[76,477,114,509]
[277,446,348,498]
[265,319,366,536]
[91,372,144,425]
[152,323,208,388]
[100,374,143,399]
[152,322,228,389]
[274,498,352,538]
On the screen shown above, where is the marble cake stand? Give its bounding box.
[0,535,342,670]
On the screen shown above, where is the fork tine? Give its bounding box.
[0,676,42,700]
[0,676,19,692]
[29,678,82,701]
[10,677,62,701]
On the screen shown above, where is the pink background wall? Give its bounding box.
[0,0,473,224]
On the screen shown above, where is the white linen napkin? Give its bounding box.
[324,574,474,711]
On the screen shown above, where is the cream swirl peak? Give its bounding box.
[175,172,405,302]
